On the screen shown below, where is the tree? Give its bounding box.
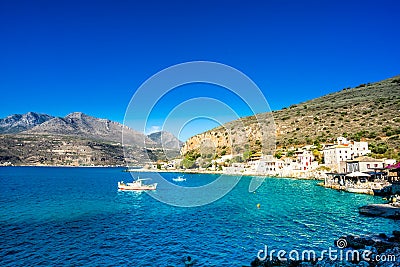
[370,143,388,154]
[243,151,252,161]
[312,149,322,164]
[182,157,195,169]
[232,155,244,163]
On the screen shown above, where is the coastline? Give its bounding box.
[0,164,126,168]
[124,167,324,180]
[1,164,324,181]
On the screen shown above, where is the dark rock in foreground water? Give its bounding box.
[359,204,400,219]
[249,232,400,267]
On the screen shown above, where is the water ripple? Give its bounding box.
[0,168,396,266]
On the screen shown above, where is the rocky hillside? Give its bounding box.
[0,112,181,166]
[148,131,183,149]
[26,112,155,146]
[181,75,400,158]
[0,112,54,134]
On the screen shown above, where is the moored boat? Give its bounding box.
[118,178,157,191]
[346,187,373,194]
[172,176,186,182]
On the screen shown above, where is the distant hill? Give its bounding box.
[148,131,183,149]
[0,112,180,166]
[148,131,183,160]
[26,112,155,146]
[0,112,54,134]
[181,75,400,159]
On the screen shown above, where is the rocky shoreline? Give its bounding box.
[249,232,400,267]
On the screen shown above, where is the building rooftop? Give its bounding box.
[353,156,383,162]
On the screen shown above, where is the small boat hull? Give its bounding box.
[346,188,372,194]
[173,177,186,182]
[118,180,157,191]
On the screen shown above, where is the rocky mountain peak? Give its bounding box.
[0,112,54,134]
[148,131,183,149]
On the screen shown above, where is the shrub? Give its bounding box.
[243,151,252,161]
[182,158,195,169]
[386,131,395,137]
[370,143,388,154]
[287,150,295,157]
[367,132,377,138]
[356,83,366,88]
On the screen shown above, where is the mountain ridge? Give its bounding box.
[181,75,400,158]
[0,112,54,134]
[0,112,181,166]
[25,111,156,146]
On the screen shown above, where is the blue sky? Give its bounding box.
[1,0,399,140]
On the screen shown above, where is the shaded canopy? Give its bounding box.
[385,162,400,169]
[346,171,371,177]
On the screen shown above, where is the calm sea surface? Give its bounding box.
[0,167,397,266]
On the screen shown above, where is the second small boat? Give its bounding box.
[172,176,186,182]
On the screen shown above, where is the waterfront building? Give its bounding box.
[323,137,371,171]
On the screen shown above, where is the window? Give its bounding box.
[367,164,370,168]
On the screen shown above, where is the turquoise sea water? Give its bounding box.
[0,167,397,266]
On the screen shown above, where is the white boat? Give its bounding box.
[172,176,186,182]
[346,187,372,194]
[118,178,157,191]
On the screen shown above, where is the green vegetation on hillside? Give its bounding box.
[182,75,400,160]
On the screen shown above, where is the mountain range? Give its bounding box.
[0,112,181,166]
[1,74,400,166]
[25,112,156,146]
[0,112,54,134]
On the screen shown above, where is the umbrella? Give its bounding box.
[346,171,371,177]
[386,162,400,169]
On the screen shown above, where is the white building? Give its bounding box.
[297,151,317,171]
[343,156,386,173]
[215,154,234,164]
[323,145,353,167]
[247,156,284,175]
[323,137,371,171]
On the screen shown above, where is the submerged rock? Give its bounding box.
[359,204,400,219]
[249,232,400,267]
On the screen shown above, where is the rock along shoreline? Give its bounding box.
[248,232,400,267]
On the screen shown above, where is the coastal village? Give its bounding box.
[147,136,400,197]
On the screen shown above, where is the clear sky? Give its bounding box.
[1,0,399,140]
